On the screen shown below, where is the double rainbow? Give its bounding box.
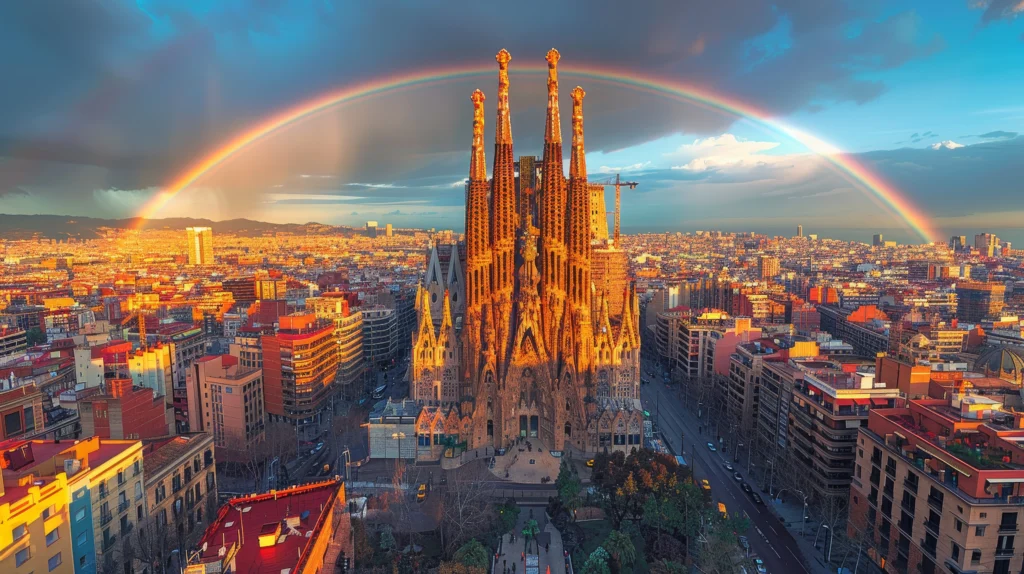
[135,62,938,243]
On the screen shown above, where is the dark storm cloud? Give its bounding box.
[0,0,951,202]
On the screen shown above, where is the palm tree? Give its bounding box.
[521,519,540,554]
[603,530,637,573]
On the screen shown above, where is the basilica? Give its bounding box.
[408,49,643,455]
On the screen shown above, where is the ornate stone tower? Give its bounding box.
[490,49,517,383]
[463,89,491,394]
[565,85,594,375]
[539,48,568,369]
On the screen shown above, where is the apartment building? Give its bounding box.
[0,469,74,574]
[262,314,338,442]
[0,437,145,574]
[818,305,891,358]
[788,363,901,501]
[306,296,365,400]
[850,391,1024,574]
[140,433,217,571]
[185,355,264,463]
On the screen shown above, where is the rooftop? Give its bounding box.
[141,433,211,477]
[196,479,342,574]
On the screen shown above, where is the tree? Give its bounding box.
[521,519,540,554]
[26,327,46,346]
[649,559,687,574]
[351,518,376,564]
[439,466,495,558]
[602,530,637,573]
[496,500,521,535]
[439,563,487,574]
[453,539,490,569]
[580,547,612,574]
[379,524,397,554]
[556,460,582,518]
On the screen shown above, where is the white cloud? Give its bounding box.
[594,162,651,174]
[265,193,365,202]
[345,182,407,189]
[666,134,783,171]
[930,140,964,150]
[299,174,336,179]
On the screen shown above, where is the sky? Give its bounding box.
[1,0,1023,244]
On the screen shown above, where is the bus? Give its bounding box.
[371,384,388,399]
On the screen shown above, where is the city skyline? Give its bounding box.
[2,2,1023,244]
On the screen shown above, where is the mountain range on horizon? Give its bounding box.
[0,214,366,240]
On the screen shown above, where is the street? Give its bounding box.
[641,377,812,574]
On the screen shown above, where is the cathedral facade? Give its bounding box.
[409,49,642,455]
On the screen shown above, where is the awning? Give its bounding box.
[835,399,855,406]
[986,477,1024,484]
[872,398,890,406]
[853,399,871,406]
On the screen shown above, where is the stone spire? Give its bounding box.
[464,90,492,385]
[566,85,593,372]
[539,49,568,364]
[469,89,486,182]
[490,49,517,377]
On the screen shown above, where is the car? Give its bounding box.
[586,458,595,468]
[753,558,767,574]
[724,463,734,472]
[741,482,753,494]
[315,442,324,452]
[733,472,742,482]
[738,535,750,551]
[417,483,427,502]
[701,479,711,492]
[751,493,764,505]
[707,442,717,452]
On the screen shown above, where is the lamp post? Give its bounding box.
[823,524,835,564]
[392,432,406,461]
[775,488,810,536]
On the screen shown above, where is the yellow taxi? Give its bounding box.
[586,459,595,468]
[701,479,711,492]
[417,483,427,502]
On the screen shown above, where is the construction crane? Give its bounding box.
[588,173,638,244]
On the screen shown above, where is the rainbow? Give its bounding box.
[137,61,939,243]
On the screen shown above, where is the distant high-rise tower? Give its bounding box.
[974,233,998,257]
[186,227,214,265]
[758,255,780,279]
[872,233,884,247]
[797,225,803,238]
[385,223,393,237]
[949,235,967,252]
[366,221,379,238]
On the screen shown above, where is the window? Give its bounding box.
[13,524,26,540]
[971,550,982,564]
[77,532,87,547]
[80,555,86,566]
[955,518,963,532]
[48,552,62,571]
[951,542,961,563]
[46,527,60,546]
[16,548,30,567]
[977,525,987,536]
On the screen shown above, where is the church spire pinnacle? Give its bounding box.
[469,89,486,182]
[495,49,512,145]
[544,49,561,144]
[569,86,586,180]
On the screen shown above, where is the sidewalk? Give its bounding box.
[762,494,831,574]
[493,508,566,574]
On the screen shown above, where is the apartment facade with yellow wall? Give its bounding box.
[0,470,75,574]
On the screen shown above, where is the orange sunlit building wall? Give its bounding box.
[262,314,338,441]
[809,286,839,305]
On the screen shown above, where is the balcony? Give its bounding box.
[121,522,134,536]
[924,519,941,536]
[118,499,130,513]
[995,547,1015,557]
[102,535,117,552]
[998,523,1018,533]
[901,501,916,516]
[904,478,919,494]
[100,510,113,525]
[920,539,937,557]
[927,495,943,511]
